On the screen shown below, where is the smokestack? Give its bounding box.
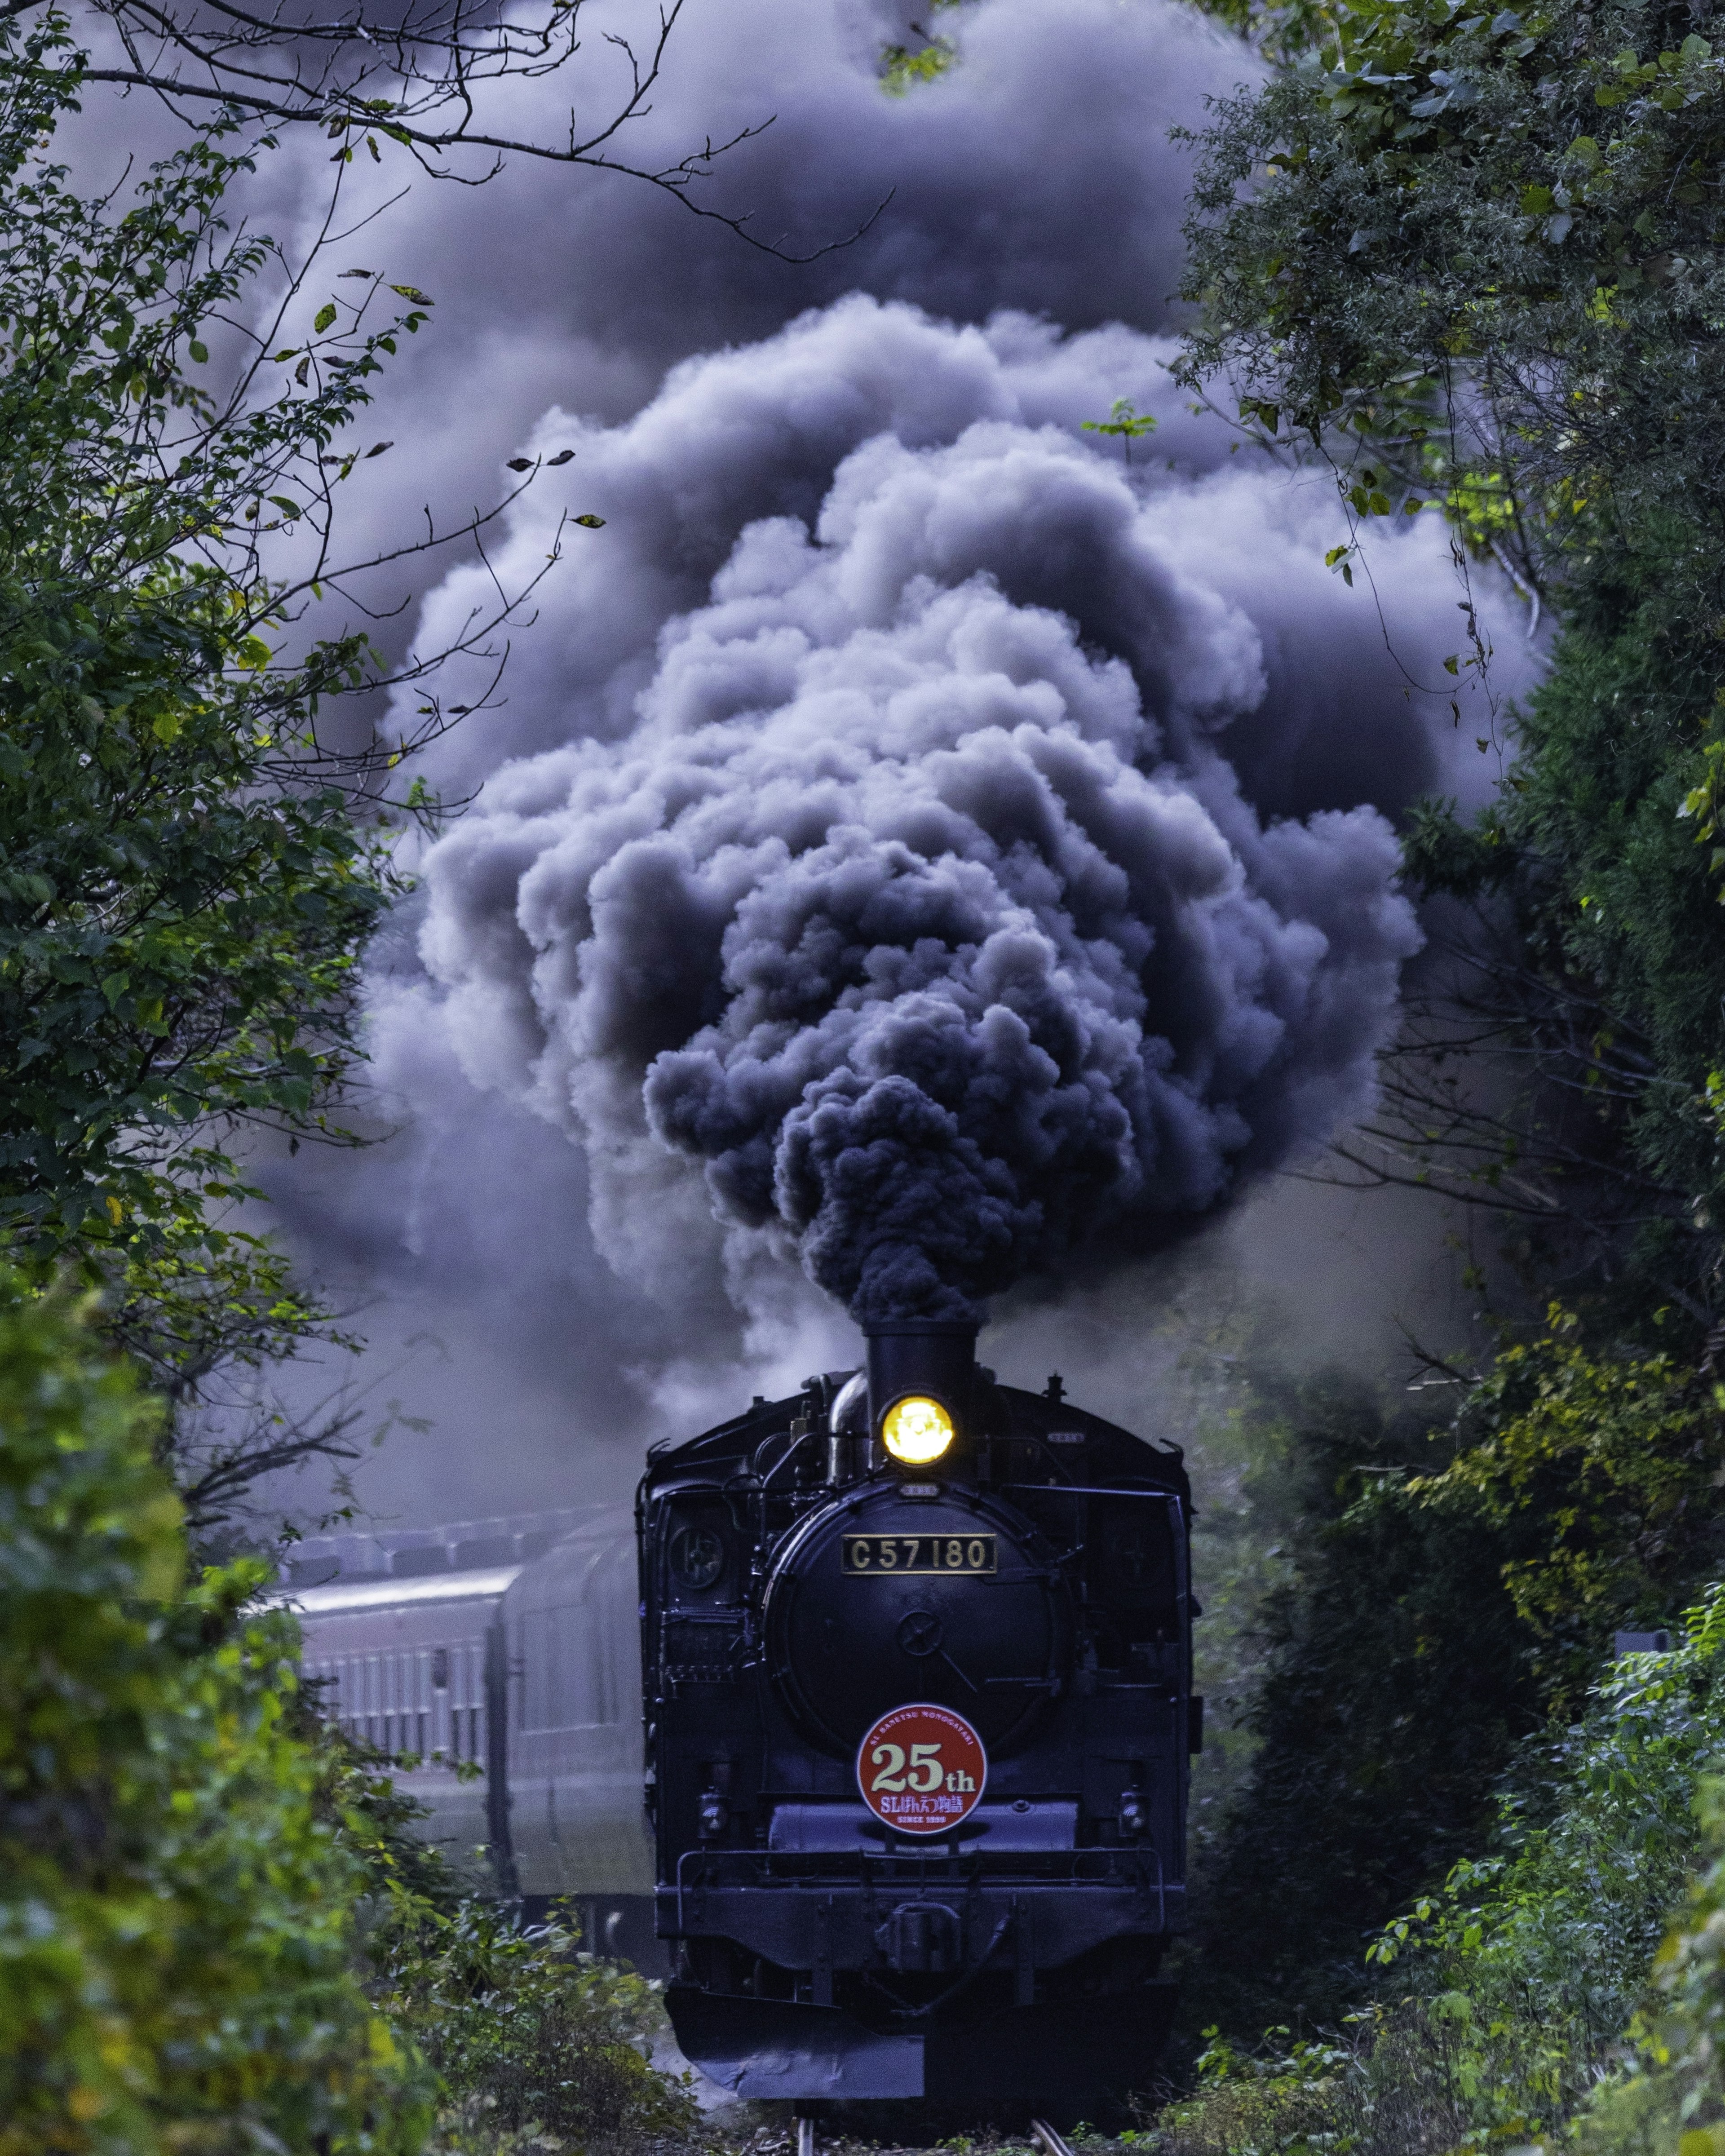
[866,1318,979,1442]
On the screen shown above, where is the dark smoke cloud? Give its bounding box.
[386,297,1449,1329]
[152,0,1545,1510]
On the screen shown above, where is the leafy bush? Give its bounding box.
[0,12,577,1523]
[1407,1313,1725,1703]
[1164,1587,1725,2153]
[1184,1311,1725,2041]
[1356,1591,1725,2147]
[1151,2015,1468,2156]
[0,15,407,1270]
[0,1273,431,2152]
[378,1901,701,2149]
[1569,1775,1725,2156]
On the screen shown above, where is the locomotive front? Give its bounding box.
[638,1320,1197,2106]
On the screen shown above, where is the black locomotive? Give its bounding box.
[637,1319,1198,2107]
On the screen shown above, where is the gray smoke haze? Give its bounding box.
[171,0,1547,1518]
[181,0,1259,633]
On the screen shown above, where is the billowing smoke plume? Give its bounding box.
[399,301,1423,1326]
[187,0,1547,1511]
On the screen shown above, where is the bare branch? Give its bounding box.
[50,0,891,259]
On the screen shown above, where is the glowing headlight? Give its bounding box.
[881,1395,955,1466]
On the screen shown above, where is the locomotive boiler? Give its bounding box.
[639,1319,1199,2107]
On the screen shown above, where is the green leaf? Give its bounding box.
[313,302,336,333]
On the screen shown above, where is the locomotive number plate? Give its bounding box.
[842,1533,996,1576]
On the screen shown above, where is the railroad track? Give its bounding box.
[795,2110,1078,2156]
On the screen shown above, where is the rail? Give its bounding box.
[1031,2119,1077,2156]
[789,2103,1076,2156]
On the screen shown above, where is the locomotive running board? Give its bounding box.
[665,1984,1177,2103]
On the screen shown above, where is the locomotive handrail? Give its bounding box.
[755,1430,821,1495]
[998,1483,1184,1503]
[1141,1836,1167,1931]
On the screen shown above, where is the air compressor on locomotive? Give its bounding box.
[638,1319,1199,2105]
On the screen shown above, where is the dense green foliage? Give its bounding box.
[1180,0,1725,1327]
[0,14,583,1520]
[0,4,597,1525]
[1179,0,1725,588]
[0,1025,708,2111]
[1163,1597,1725,2152]
[1181,1368,1539,2034]
[1171,0,1725,2135]
[1386,553,1725,1329]
[1409,1312,1725,1689]
[0,1272,430,2152]
[1180,1308,1725,2077]
[1593,1774,1725,2156]
[0,1268,705,2152]
[1368,1612,1725,2141]
[0,18,413,1261]
[0,14,396,1488]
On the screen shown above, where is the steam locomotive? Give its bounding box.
[640,1319,1198,2107]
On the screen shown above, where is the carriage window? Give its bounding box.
[518,1597,622,1731]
